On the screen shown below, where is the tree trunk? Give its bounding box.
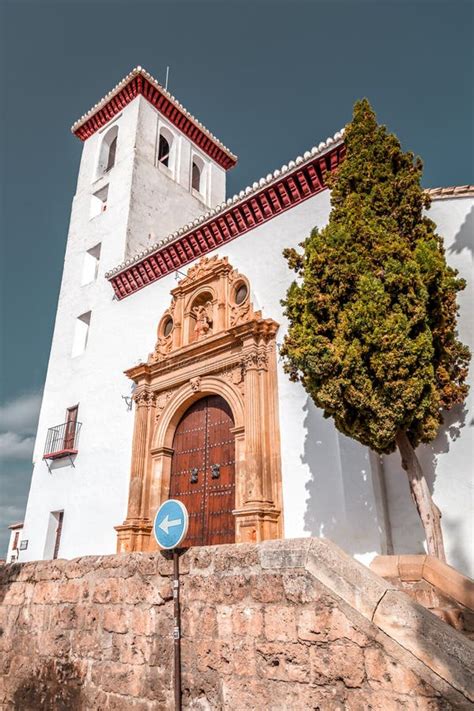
[395,431,446,562]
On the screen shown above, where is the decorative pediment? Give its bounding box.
[148,256,263,364]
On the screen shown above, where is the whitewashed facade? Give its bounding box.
[15,69,473,576]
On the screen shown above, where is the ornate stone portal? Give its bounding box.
[116,256,283,552]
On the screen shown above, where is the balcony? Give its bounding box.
[43,421,82,461]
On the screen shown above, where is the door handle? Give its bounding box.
[190,467,198,484]
[211,463,220,479]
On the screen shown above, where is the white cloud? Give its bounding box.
[0,432,35,460]
[0,391,42,435]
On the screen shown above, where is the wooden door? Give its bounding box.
[64,405,78,450]
[169,395,235,547]
[53,511,64,560]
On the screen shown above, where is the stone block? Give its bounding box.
[92,578,124,604]
[194,639,233,676]
[282,571,319,603]
[31,580,58,605]
[113,633,151,666]
[310,640,365,688]
[90,661,142,697]
[216,604,233,639]
[107,691,151,710]
[256,641,310,683]
[232,605,263,638]
[364,645,437,696]
[103,607,129,634]
[213,543,260,573]
[259,537,312,571]
[306,538,395,621]
[129,606,155,636]
[1,581,27,606]
[75,603,101,631]
[49,604,78,631]
[181,602,214,638]
[250,573,285,603]
[221,677,270,710]
[58,580,83,602]
[398,554,425,581]
[232,640,257,677]
[264,605,296,641]
[74,630,112,660]
[148,635,172,668]
[423,556,474,609]
[370,555,400,579]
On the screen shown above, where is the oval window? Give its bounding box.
[235,283,248,305]
[163,317,173,337]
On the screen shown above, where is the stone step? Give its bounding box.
[371,555,474,641]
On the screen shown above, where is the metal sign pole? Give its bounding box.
[152,500,188,711]
[173,549,182,711]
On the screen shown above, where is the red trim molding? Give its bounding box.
[73,71,236,170]
[107,142,346,300]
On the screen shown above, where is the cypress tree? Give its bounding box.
[281,99,470,559]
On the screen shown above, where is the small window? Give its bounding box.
[163,317,173,337]
[97,125,119,176]
[235,283,248,305]
[106,136,117,171]
[81,244,101,285]
[13,531,20,550]
[192,161,201,192]
[90,186,108,219]
[72,312,91,357]
[158,134,170,167]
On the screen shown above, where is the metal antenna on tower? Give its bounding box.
[165,66,170,91]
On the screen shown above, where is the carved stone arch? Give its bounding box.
[115,255,283,553]
[153,376,244,451]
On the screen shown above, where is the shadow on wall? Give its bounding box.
[383,403,469,567]
[418,403,471,573]
[449,204,474,256]
[301,397,384,558]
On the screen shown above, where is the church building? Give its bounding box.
[11,67,473,576]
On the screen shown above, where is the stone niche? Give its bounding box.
[116,255,283,552]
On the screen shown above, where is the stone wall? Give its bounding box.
[1,538,472,710]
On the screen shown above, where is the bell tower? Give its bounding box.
[19,67,237,562]
[71,66,237,267]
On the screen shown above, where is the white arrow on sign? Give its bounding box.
[158,514,182,535]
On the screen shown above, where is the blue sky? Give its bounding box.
[0,0,472,556]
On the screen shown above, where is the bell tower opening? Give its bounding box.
[169,395,235,547]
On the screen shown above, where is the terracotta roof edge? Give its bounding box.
[105,129,345,279]
[70,66,236,161]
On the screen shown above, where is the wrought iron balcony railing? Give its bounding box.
[43,421,82,460]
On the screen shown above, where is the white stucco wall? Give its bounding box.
[19,93,473,575]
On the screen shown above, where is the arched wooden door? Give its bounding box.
[169,395,236,547]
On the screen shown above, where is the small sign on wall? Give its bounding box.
[19,540,28,551]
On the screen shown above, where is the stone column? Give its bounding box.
[115,390,154,552]
[242,350,264,503]
[126,390,151,519]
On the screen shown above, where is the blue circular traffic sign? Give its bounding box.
[153,499,189,550]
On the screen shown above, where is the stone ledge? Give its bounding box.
[371,554,474,610]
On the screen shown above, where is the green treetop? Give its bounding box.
[281,99,470,559]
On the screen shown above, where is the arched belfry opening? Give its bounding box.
[115,255,283,553]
